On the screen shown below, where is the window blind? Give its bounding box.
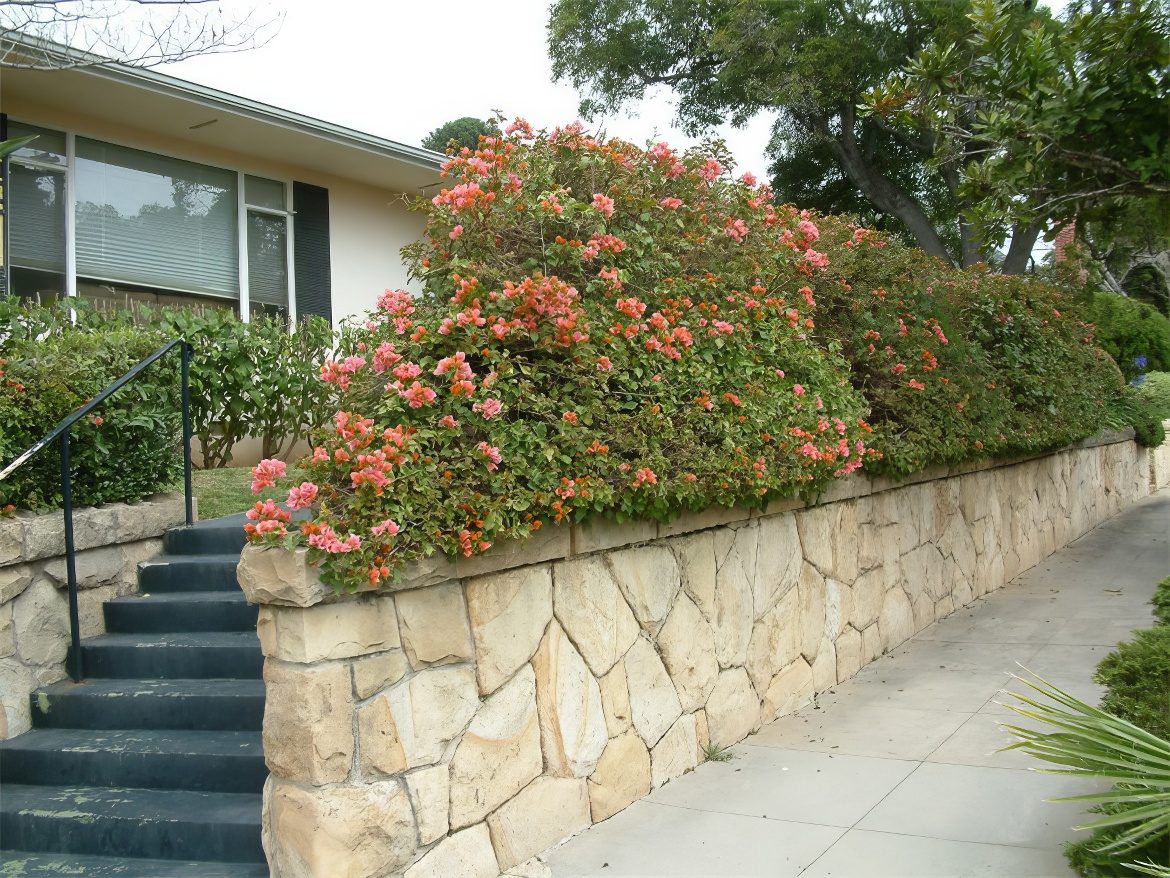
[8,164,66,273]
[74,138,239,296]
[247,211,288,307]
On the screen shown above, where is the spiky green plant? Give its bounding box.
[1002,672,1170,876]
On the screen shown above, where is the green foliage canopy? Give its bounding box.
[421,117,500,154]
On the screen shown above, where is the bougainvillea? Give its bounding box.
[245,119,1123,592]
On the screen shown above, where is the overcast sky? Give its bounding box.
[170,0,777,178]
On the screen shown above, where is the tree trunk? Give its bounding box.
[818,104,956,266]
[1002,222,1043,274]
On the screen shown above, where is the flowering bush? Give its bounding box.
[247,121,876,590]
[246,120,1126,593]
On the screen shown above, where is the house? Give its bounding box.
[0,46,444,325]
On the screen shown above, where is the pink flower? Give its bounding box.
[286,481,319,510]
[449,225,463,240]
[793,384,805,396]
[562,411,578,424]
[908,379,926,390]
[592,193,615,217]
[251,458,286,494]
[798,219,820,242]
[659,197,684,210]
[311,446,329,464]
[377,289,415,316]
[477,441,502,471]
[891,363,907,375]
[775,369,786,378]
[632,467,658,488]
[684,473,697,482]
[473,398,503,419]
[372,342,402,373]
[308,524,361,554]
[398,381,437,408]
[724,217,749,242]
[596,356,613,372]
[392,362,422,381]
[740,171,758,187]
[438,414,459,428]
[699,159,723,181]
[434,351,474,380]
[371,519,400,537]
[803,249,830,268]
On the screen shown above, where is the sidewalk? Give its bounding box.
[545,489,1170,878]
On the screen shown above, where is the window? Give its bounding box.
[244,175,289,317]
[74,138,239,297]
[7,122,67,302]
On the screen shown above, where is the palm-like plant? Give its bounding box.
[1002,672,1170,876]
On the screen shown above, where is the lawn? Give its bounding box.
[190,466,303,521]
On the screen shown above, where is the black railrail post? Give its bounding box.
[181,341,194,527]
[59,432,83,683]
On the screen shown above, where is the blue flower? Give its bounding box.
[1134,355,1148,369]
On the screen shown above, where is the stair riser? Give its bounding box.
[138,562,241,594]
[0,811,265,863]
[0,749,268,794]
[31,692,265,732]
[164,527,249,556]
[78,645,264,680]
[103,601,259,634]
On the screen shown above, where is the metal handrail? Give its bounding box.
[0,339,195,681]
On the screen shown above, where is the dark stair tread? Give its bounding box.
[0,851,269,876]
[34,677,265,700]
[0,727,262,758]
[82,632,259,648]
[107,591,249,605]
[30,678,265,731]
[0,783,261,823]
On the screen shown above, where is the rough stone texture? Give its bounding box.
[587,731,651,823]
[387,665,480,769]
[238,545,329,608]
[533,620,608,779]
[650,713,699,789]
[264,776,417,878]
[351,650,409,700]
[552,556,640,678]
[466,565,553,695]
[671,531,717,620]
[0,603,14,658]
[598,658,632,737]
[395,582,475,669]
[0,565,32,605]
[879,587,915,653]
[811,637,837,692]
[487,776,591,871]
[655,593,719,712]
[745,588,800,696]
[704,667,758,748]
[797,563,827,662]
[404,823,499,878]
[448,665,542,830]
[405,764,450,846]
[761,659,815,723]
[861,623,883,663]
[259,597,400,664]
[263,660,355,785]
[607,545,681,636]
[711,529,755,668]
[753,513,802,619]
[835,627,863,684]
[455,523,570,579]
[357,694,407,778]
[12,578,69,667]
[623,635,683,748]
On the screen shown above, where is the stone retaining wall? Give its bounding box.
[1150,419,1170,491]
[0,493,187,739]
[239,437,1151,878]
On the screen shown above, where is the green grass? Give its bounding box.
[189,466,302,521]
[702,740,735,763]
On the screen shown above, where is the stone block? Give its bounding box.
[0,519,22,566]
[533,620,607,778]
[810,637,836,692]
[405,763,450,846]
[238,546,329,608]
[263,659,354,785]
[587,731,651,822]
[20,510,67,561]
[824,578,851,641]
[861,623,882,664]
[657,505,750,539]
[704,667,758,748]
[655,593,718,713]
[387,664,479,769]
[77,583,129,639]
[607,546,680,636]
[753,512,802,619]
[0,564,33,604]
[41,546,123,589]
[796,502,857,584]
[258,596,400,664]
[761,659,814,723]
[744,588,800,696]
[455,524,570,579]
[623,635,682,749]
[12,578,69,667]
[487,776,591,872]
[598,658,632,737]
[351,650,409,700]
[466,564,553,695]
[395,582,474,669]
[650,713,698,789]
[671,530,718,620]
[901,543,948,602]
[835,627,862,684]
[449,664,542,830]
[0,603,13,658]
[572,517,657,555]
[264,776,417,878]
[552,556,639,678]
[405,823,499,878]
[394,552,459,592]
[879,588,915,653]
[797,562,826,662]
[711,533,754,668]
[357,693,407,778]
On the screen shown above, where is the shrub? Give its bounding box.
[245,121,1126,593]
[1085,292,1170,382]
[0,298,182,509]
[1095,624,1170,742]
[1133,372,1170,421]
[1154,576,1170,626]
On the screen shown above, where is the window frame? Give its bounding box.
[6,116,299,322]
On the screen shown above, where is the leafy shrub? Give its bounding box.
[1133,372,1170,422]
[0,298,182,509]
[1103,386,1168,448]
[1095,624,1170,741]
[1154,576,1170,626]
[1085,292,1170,382]
[245,121,1125,593]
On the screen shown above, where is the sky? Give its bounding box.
[169,0,777,178]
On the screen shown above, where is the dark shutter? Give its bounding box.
[1,113,9,299]
[293,181,332,322]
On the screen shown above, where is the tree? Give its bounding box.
[548,0,1027,268]
[421,117,500,154]
[0,0,277,69]
[1081,196,1170,310]
[868,0,1170,270]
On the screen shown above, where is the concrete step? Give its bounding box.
[0,784,264,863]
[77,632,262,680]
[103,591,258,634]
[164,521,249,557]
[31,678,265,731]
[0,851,269,876]
[0,728,266,794]
[137,555,243,594]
